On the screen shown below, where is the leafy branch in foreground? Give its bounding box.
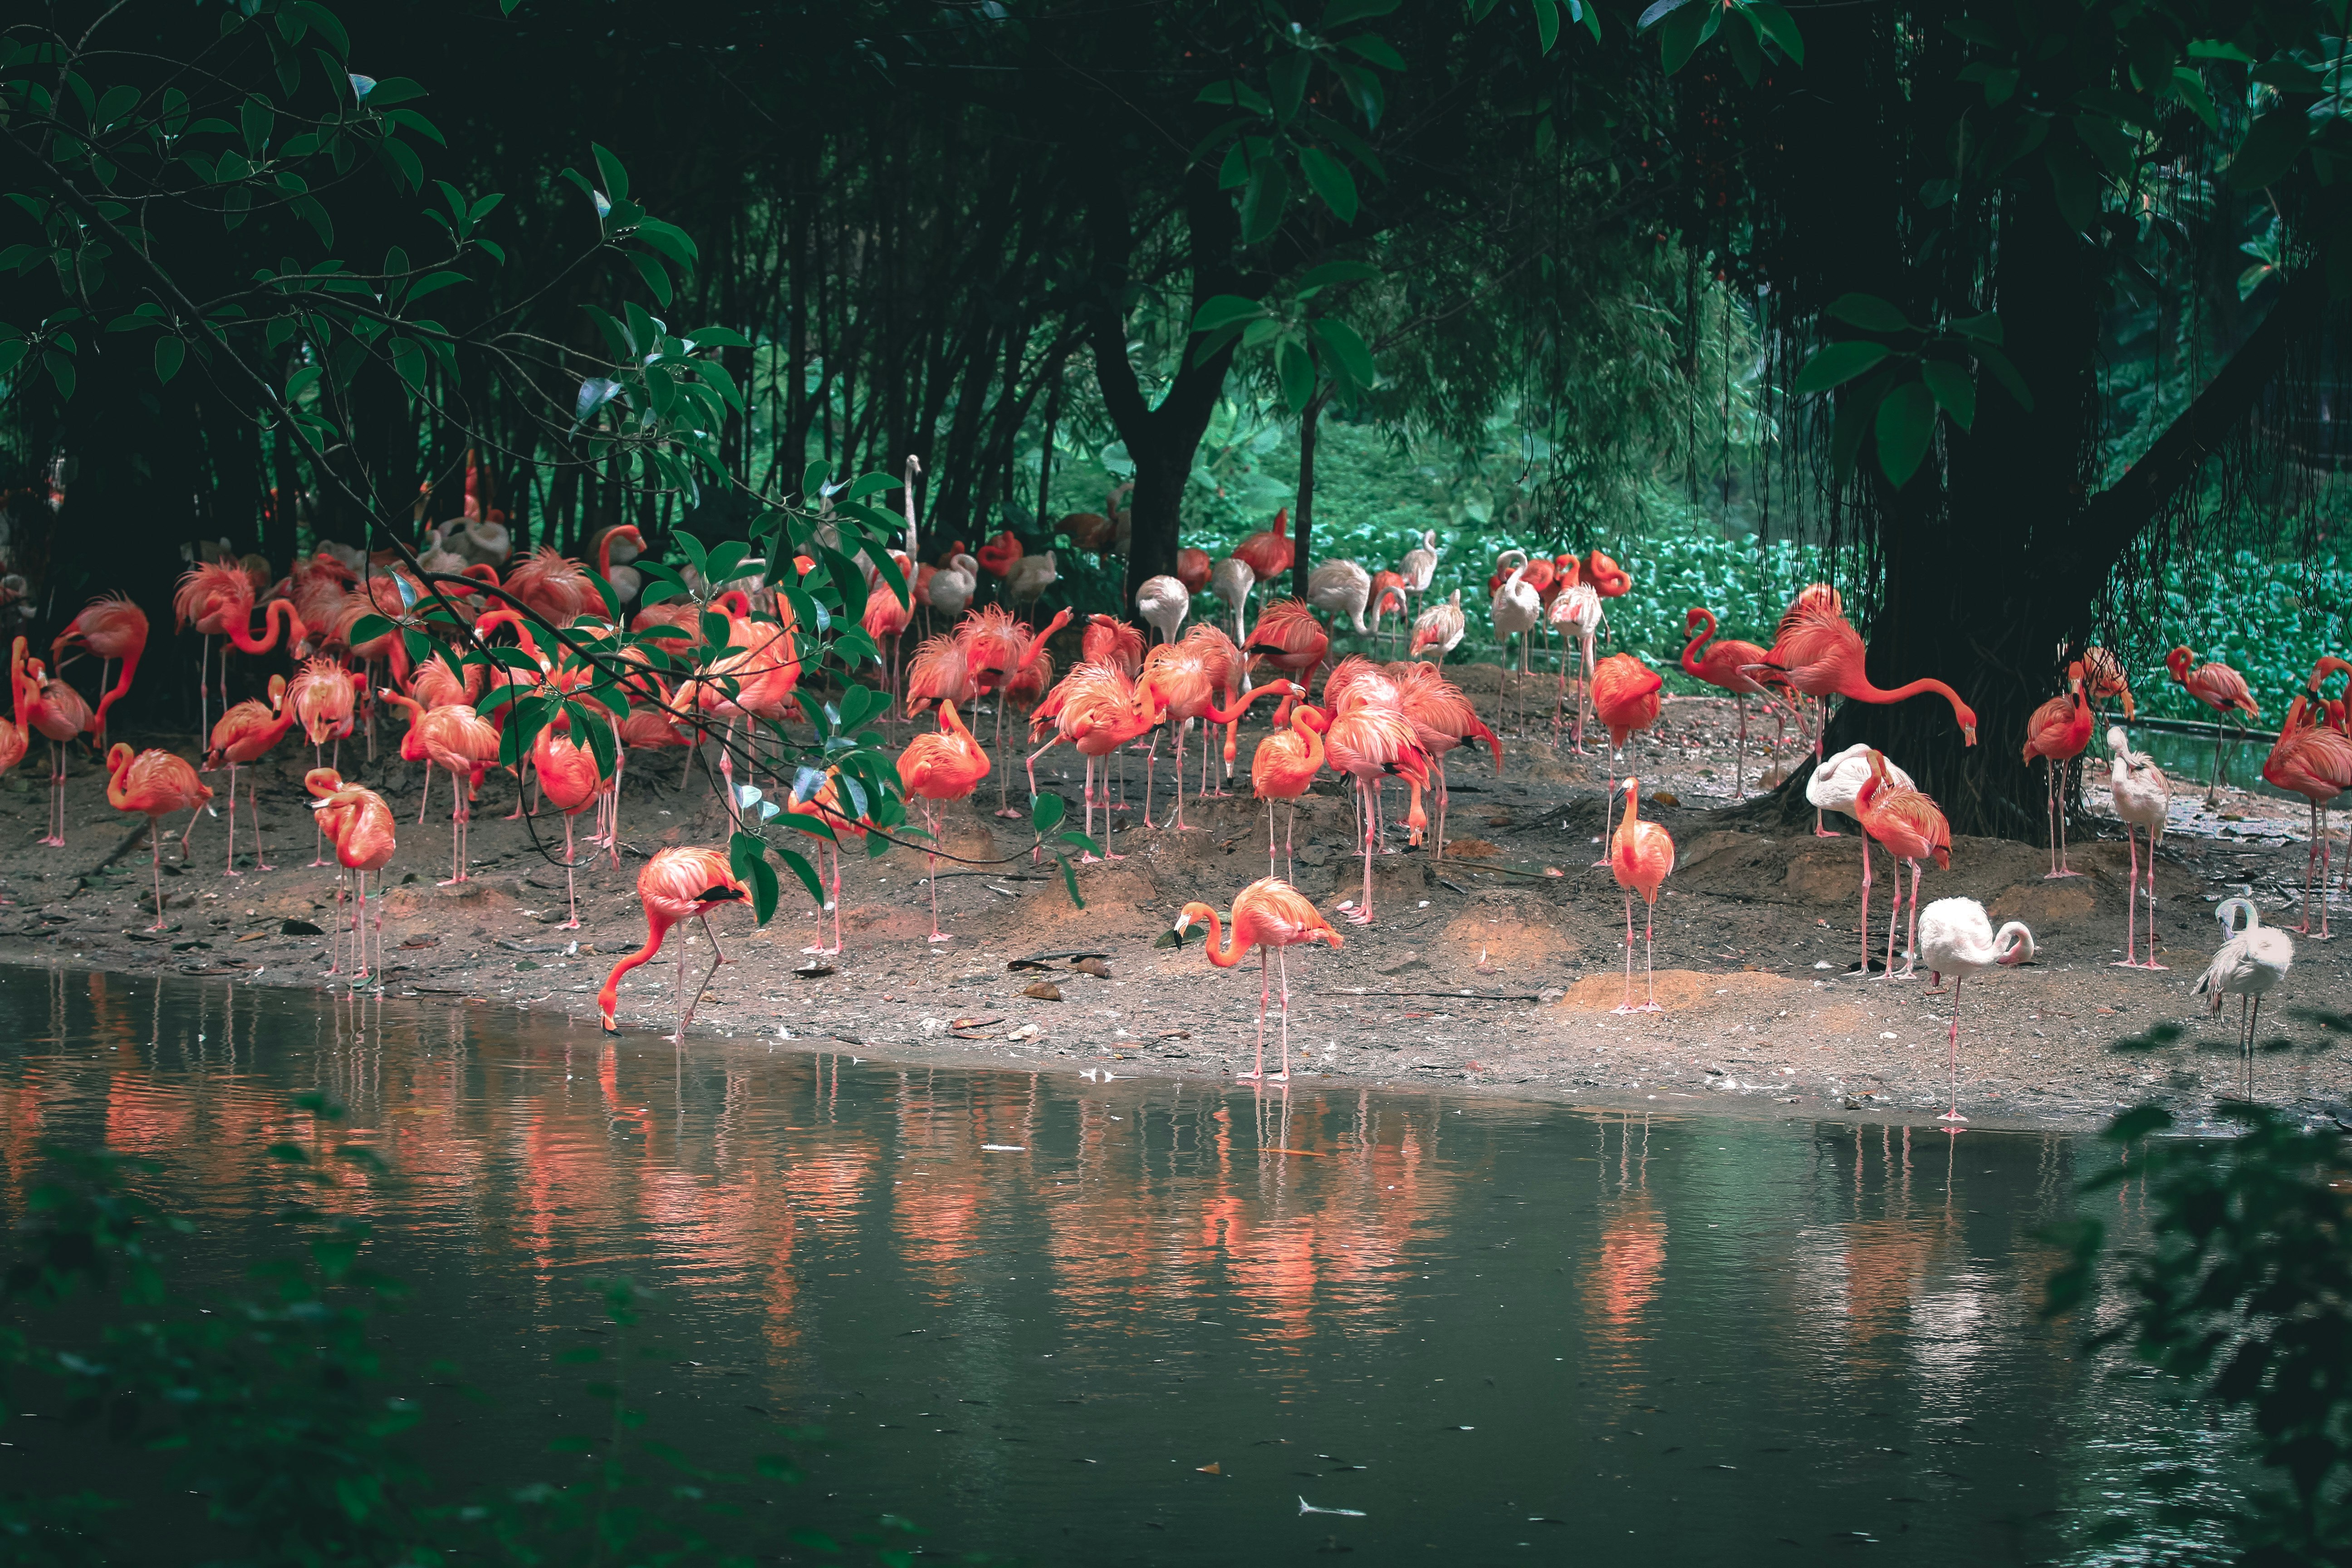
[2045,1008,2352,1561]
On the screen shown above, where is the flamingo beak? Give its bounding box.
[1962,725,1979,745]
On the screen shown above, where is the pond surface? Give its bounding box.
[0,966,2231,1565]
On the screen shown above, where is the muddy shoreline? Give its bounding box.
[5,679,2345,1136]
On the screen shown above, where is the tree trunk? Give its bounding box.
[1290,388,1330,601]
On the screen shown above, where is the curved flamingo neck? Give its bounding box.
[598,915,676,1021]
[597,527,644,579]
[1020,608,1074,667]
[226,600,301,655]
[1206,682,1290,726]
[1679,612,1717,678]
[1844,672,1969,720]
[1191,906,1248,968]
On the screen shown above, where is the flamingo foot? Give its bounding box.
[1343,908,1374,926]
[225,868,243,879]
[436,875,470,887]
[1264,1072,1289,1083]
[2112,958,2169,970]
[1814,827,1843,838]
[2043,869,2085,881]
[558,918,582,931]
[1235,1069,1264,1081]
[929,930,954,942]
[1609,1002,1644,1016]
[994,807,1024,819]
[802,942,842,956]
[1937,1110,1969,1123]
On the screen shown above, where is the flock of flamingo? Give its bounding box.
[0,470,2333,1112]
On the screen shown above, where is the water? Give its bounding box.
[2129,726,2294,808]
[0,967,2234,1564]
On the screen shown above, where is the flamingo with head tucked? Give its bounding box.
[1855,749,1952,980]
[1608,776,1676,1013]
[1024,665,1166,859]
[14,637,88,847]
[305,767,397,981]
[1917,898,2035,1121]
[898,699,991,941]
[105,744,213,931]
[2021,660,2094,879]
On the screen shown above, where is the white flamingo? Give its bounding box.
[1409,588,1465,665]
[1490,552,1541,726]
[1134,574,1190,645]
[1006,549,1058,622]
[1916,897,2035,1122]
[1210,554,1256,643]
[1397,529,1439,618]
[1546,577,1605,750]
[2195,897,2294,1097]
[2107,725,2171,970]
[928,550,979,625]
[1307,559,1372,635]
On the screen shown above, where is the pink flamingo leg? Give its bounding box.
[224,762,242,876]
[924,801,951,942]
[1612,889,1638,1014]
[559,816,581,930]
[310,745,333,866]
[147,823,168,931]
[1345,778,1375,926]
[352,870,371,981]
[1858,837,1874,973]
[251,780,274,872]
[441,769,468,885]
[1238,945,1269,1081]
[1273,942,1293,1082]
[1171,722,1196,831]
[1642,896,1661,1011]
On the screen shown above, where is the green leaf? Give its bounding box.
[1824,293,1911,332]
[1239,160,1291,245]
[1277,338,1318,413]
[359,76,425,106]
[1948,311,2003,345]
[1310,317,1377,390]
[1792,339,1892,393]
[2228,108,2313,190]
[1336,34,1406,70]
[153,335,185,384]
[1746,0,1804,62]
[44,352,76,400]
[632,251,672,307]
[1321,0,1401,23]
[1657,1,1710,73]
[1872,379,1937,488]
[1269,51,1311,124]
[1056,852,1086,909]
[1298,146,1360,223]
[1919,360,1976,431]
[773,847,820,912]
[1191,294,1264,334]
[1031,791,1066,833]
[590,141,629,203]
[1533,0,1560,53]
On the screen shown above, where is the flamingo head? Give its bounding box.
[2165,646,2194,681]
[1994,923,2037,966]
[2065,659,2085,689]
[1958,706,1980,746]
[1683,606,1710,632]
[105,742,132,777]
[1170,902,1215,944]
[268,674,288,707]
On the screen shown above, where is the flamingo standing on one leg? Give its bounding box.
[964,604,1074,816]
[13,637,88,848]
[596,845,751,1042]
[1590,652,1663,854]
[2166,646,2260,804]
[2021,660,2094,879]
[51,593,147,747]
[1082,614,1147,812]
[2107,725,2173,969]
[533,717,606,930]
[205,675,298,875]
[1916,898,2035,1122]
[1608,776,1676,1014]
[1171,877,1343,1083]
[1854,749,1951,980]
[105,744,213,931]
[1396,529,1440,623]
[1679,608,1792,795]
[381,692,501,884]
[306,767,397,981]
[2194,897,2294,1097]
[897,699,991,941]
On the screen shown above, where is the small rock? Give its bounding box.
[281,919,325,936]
[1023,980,1064,1001]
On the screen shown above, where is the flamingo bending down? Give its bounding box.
[897,699,991,941]
[1409,590,1466,665]
[1307,560,1373,635]
[1854,750,1951,979]
[206,675,298,874]
[1172,876,1343,1082]
[964,604,1073,815]
[2107,726,2172,968]
[2082,647,2135,725]
[13,637,89,847]
[1135,577,1191,645]
[1679,608,1790,794]
[105,744,213,931]
[1210,556,1258,647]
[2194,897,2294,1096]
[2263,696,2352,938]
[1810,743,1917,964]
[1916,898,2035,1122]
[1750,584,1977,818]
[1608,776,1676,1014]
[1176,548,1214,594]
[2166,646,2260,802]
[306,768,397,981]
[51,593,148,745]
[596,845,751,1041]
[1389,660,1501,865]
[2021,660,2093,879]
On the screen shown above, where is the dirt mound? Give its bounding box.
[1440,894,1583,971]
[1553,968,1797,1012]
